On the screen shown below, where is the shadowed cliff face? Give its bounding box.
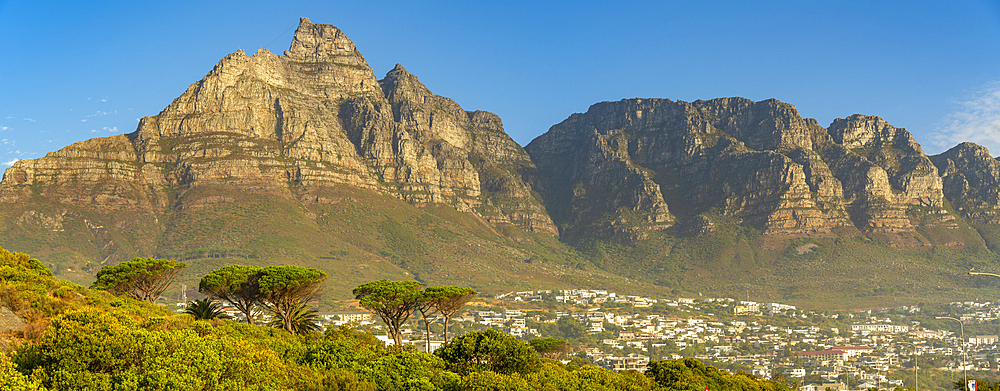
[526,98,960,246]
[0,17,556,239]
[931,142,1000,225]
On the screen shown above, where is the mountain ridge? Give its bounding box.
[2,18,999,308]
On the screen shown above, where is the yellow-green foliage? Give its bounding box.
[1,247,792,391]
[647,357,788,391]
[0,246,60,311]
[1,350,45,391]
[0,246,169,342]
[0,246,91,341]
[13,308,291,390]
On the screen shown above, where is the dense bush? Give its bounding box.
[0,246,793,391]
[434,328,540,376]
[1,350,43,391]
[646,357,788,391]
[13,308,290,390]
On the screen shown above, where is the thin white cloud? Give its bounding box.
[933,81,1000,154]
[100,97,108,102]
[103,126,119,133]
[83,110,116,120]
[81,119,87,122]
[2,159,17,167]
[0,126,8,131]
[22,118,35,122]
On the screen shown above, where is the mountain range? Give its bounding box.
[3,18,999,308]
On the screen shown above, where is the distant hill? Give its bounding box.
[3,18,999,309]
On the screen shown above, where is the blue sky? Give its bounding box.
[1,0,998,168]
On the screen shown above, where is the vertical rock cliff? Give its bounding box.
[931,142,1000,224]
[526,98,963,246]
[822,114,952,236]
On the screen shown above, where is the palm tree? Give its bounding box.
[184,298,231,320]
[266,303,321,335]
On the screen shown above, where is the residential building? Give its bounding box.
[603,354,650,372]
[797,350,848,362]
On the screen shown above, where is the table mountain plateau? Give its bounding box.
[2,18,998,307]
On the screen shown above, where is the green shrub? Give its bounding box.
[435,329,540,376]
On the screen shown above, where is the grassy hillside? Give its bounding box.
[565,207,1000,309]
[3,174,1000,310]
[0,183,655,310]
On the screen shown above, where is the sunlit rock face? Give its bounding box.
[0,17,555,236]
[527,98,959,244]
[931,142,1000,224]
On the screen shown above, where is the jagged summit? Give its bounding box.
[931,142,1000,224]
[283,17,366,66]
[1,18,556,240]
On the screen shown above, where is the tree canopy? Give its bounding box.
[199,264,325,333]
[434,328,540,376]
[647,357,790,391]
[90,257,187,303]
[529,338,569,360]
[256,265,326,334]
[353,279,424,346]
[199,264,264,323]
[424,286,476,342]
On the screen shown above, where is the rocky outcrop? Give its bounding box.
[527,98,855,239]
[527,98,963,243]
[931,142,1000,224]
[0,306,26,333]
[0,17,554,235]
[822,115,950,232]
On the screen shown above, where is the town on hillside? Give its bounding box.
[173,288,1000,391]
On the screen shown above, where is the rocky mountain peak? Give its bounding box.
[380,63,432,108]
[0,17,557,243]
[389,63,408,74]
[930,142,1000,224]
[828,114,922,153]
[283,17,365,66]
[689,97,819,152]
[938,142,996,161]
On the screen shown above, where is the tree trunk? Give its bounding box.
[422,314,431,353]
[443,315,452,343]
[236,302,255,324]
[393,319,403,346]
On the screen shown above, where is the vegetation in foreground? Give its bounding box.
[1,245,796,390]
